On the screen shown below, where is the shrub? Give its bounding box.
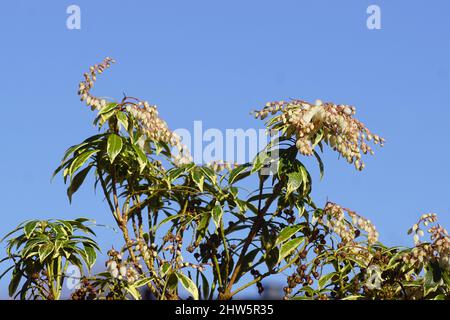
[1,58,449,300]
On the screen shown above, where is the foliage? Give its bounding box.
[0,219,98,299]
[1,58,449,300]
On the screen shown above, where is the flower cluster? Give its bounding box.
[205,160,239,172]
[137,240,158,262]
[348,209,379,245]
[78,57,192,166]
[125,104,192,166]
[162,233,211,271]
[284,264,317,299]
[105,249,140,283]
[78,57,115,111]
[403,213,450,270]
[254,99,384,170]
[322,202,379,245]
[71,278,98,300]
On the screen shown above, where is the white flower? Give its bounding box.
[107,260,117,270]
[110,268,119,278]
[119,265,127,277]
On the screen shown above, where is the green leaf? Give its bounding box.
[154,140,171,156]
[275,225,303,246]
[53,240,65,255]
[290,296,314,300]
[318,272,336,289]
[98,102,117,115]
[8,267,21,297]
[342,295,363,300]
[200,271,210,300]
[442,270,450,286]
[200,167,216,185]
[166,272,179,291]
[38,243,54,263]
[22,236,48,258]
[168,167,185,182]
[160,262,172,277]
[107,134,123,163]
[116,111,129,131]
[125,286,141,300]
[265,247,279,271]
[132,144,148,173]
[248,193,272,203]
[68,255,84,272]
[62,142,89,162]
[133,277,152,288]
[286,172,303,196]
[83,244,97,270]
[313,150,325,180]
[235,199,248,213]
[24,220,40,238]
[424,261,442,296]
[0,224,25,243]
[68,149,98,177]
[98,109,116,126]
[228,165,250,185]
[155,213,183,231]
[239,248,260,278]
[176,272,199,300]
[196,212,211,243]
[278,237,304,264]
[191,169,204,192]
[212,202,223,229]
[229,186,238,198]
[52,224,68,237]
[312,129,324,148]
[67,165,92,202]
[251,152,268,174]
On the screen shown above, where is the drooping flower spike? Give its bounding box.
[77,57,193,166]
[254,99,385,170]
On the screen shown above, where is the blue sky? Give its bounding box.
[0,0,449,298]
